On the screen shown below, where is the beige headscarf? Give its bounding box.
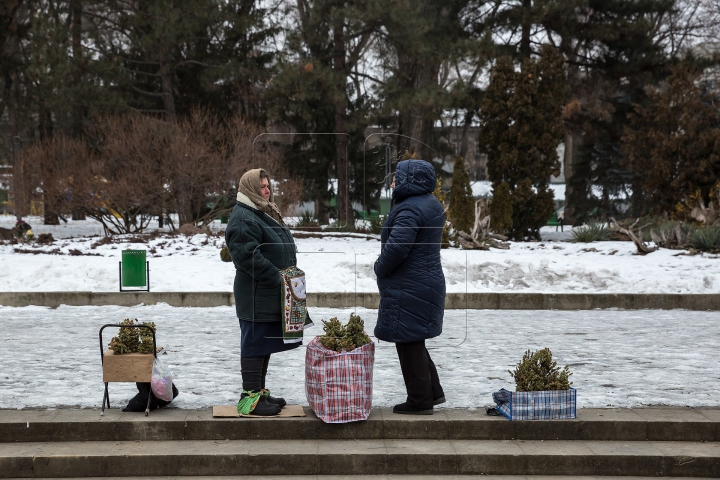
[237,168,285,226]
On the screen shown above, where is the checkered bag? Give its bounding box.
[305,336,375,423]
[492,388,577,420]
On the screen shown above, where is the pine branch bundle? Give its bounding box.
[509,348,572,392]
[319,313,371,353]
[138,321,157,354]
[108,318,157,354]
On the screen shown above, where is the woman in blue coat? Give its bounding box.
[374,159,446,415]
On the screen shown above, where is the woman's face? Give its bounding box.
[260,177,271,200]
[391,174,395,189]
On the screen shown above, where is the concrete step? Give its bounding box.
[2,407,720,443]
[1,439,719,477]
[4,476,720,480]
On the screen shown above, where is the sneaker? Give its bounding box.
[392,402,433,415]
[261,389,287,408]
[239,392,281,416]
[433,395,446,406]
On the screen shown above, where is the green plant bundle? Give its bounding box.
[319,313,371,353]
[220,245,232,262]
[109,318,157,354]
[509,348,572,392]
[690,226,720,252]
[571,221,609,243]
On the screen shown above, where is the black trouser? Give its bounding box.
[241,354,271,392]
[395,340,444,409]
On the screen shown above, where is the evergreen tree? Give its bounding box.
[621,64,720,216]
[489,181,512,234]
[432,177,451,248]
[266,0,384,226]
[448,155,474,234]
[479,45,565,240]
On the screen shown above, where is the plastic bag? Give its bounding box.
[150,357,174,401]
[305,336,374,423]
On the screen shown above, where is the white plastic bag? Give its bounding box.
[150,357,174,401]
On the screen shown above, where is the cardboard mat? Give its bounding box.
[212,404,306,418]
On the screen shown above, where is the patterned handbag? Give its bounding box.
[305,336,375,423]
[279,266,312,344]
[492,387,577,420]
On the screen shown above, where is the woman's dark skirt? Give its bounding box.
[239,319,301,357]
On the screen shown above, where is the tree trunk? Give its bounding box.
[562,57,582,225]
[397,59,440,162]
[159,50,176,124]
[562,130,576,224]
[520,0,532,59]
[333,16,350,227]
[11,133,28,217]
[71,0,83,138]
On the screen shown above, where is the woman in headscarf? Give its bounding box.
[225,168,298,416]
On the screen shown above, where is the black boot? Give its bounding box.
[392,402,433,415]
[261,388,287,408]
[239,391,281,416]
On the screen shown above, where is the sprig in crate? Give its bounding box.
[108,318,156,354]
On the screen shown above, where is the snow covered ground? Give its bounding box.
[2,215,720,294]
[1,304,718,410]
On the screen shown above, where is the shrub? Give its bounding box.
[220,245,232,262]
[649,221,691,249]
[36,233,55,245]
[571,221,609,243]
[448,155,474,234]
[319,313,371,353]
[689,226,720,252]
[509,348,572,392]
[489,182,512,235]
[294,210,321,230]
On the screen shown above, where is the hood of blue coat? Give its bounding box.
[392,160,436,202]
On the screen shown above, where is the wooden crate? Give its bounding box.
[102,350,153,382]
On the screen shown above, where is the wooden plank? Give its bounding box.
[102,350,153,382]
[212,404,306,418]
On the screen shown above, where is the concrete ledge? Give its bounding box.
[2,407,720,443]
[1,291,720,310]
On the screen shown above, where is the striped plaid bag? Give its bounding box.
[492,387,577,420]
[305,336,375,423]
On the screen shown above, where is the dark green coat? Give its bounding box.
[225,201,297,322]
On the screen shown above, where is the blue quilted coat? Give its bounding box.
[374,160,446,343]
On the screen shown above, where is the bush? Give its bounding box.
[448,155,474,234]
[319,313,371,353]
[571,221,609,243]
[294,210,321,230]
[689,226,720,252]
[649,221,691,249]
[220,245,232,262]
[509,348,572,392]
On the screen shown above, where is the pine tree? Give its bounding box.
[621,64,720,216]
[433,178,452,248]
[479,45,565,240]
[448,155,474,234]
